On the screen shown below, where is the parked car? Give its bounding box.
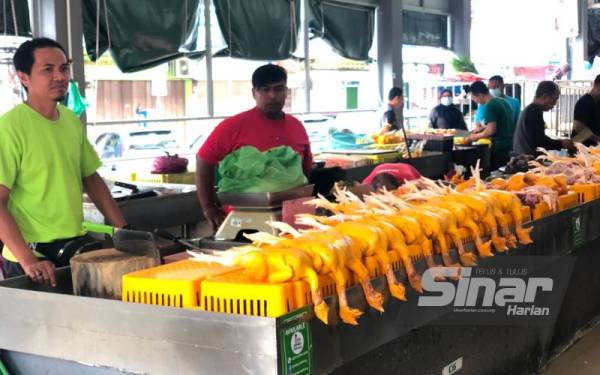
[94,129,179,159]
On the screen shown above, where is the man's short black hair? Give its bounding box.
[388,87,403,101]
[535,81,559,98]
[470,81,489,95]
[13,37,67,75]
[252,64,287,88]
[594,74,600,86]
[371,173,400,191]
[489,75,504,85]
[440,88,452,97]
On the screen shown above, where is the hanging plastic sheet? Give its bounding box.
[64,79,89,117]
[403,10,448,48]
[308,0,375,61]
[0,0,31,36]
[82,0,206,72]
[588,8,600,63]
[213,0,300,60]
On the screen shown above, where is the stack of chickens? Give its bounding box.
[189,178,534,326]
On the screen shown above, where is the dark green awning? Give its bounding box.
[213,0,300,60]
[82,0,205,73]
[309,0,375,61]
[0,0,31,37]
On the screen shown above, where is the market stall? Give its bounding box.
[0,198,598,374]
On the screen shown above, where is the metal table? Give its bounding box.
[84,183,204,235]
[1,200,600,374]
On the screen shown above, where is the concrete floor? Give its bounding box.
[542,324,600,374]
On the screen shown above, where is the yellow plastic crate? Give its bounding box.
[363,152,400,164]
[132,171,195,184]
[558,192,579,211]
[569,183,600,203]
[532,202,552,220]
[122,260,240,308]
[368,251,404,277]
[200,272,337,318]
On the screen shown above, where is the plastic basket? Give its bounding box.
[200,272,337,318]
[122,260,240,308]
[532,202,552,220]
[558,192,579,211]
[329,132,373,150]
[132,171,195,184]
[363,152,400,164]
[569,183,600,203]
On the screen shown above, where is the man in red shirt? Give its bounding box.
[196,64,312,231]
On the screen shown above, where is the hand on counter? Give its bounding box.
[204,205,225,232]
[22,259,56,287]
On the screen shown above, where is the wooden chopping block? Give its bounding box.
[70,248,158,299]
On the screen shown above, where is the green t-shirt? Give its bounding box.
[484,97,514,151]
[0,103,101,244]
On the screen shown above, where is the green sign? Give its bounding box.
[279,306,313,375]
[572,212,585,248]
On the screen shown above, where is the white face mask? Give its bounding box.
[441,97,453,106]
[490,88,502,97]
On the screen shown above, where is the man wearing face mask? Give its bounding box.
[429,89,468,130]
[465,81,514,170]
[488,75,520,126]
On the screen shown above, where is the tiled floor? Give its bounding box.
[542,325,600,374]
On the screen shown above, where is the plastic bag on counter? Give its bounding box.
[151,152,189,174]
[218,146,308,193]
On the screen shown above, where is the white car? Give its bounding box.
[94,129,180,159]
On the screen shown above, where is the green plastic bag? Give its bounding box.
[218,146,308,193]
[65,79,89,116]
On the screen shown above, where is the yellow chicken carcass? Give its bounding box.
[372,193,459,269]
[552,174,568,195]
[433,192,495,258]
[507,172,530,191]
[487,178,508,190]
[363,195,445,275]
[247,224,365,325]
[475,189,533,245]
[401,189,482,266]
[190,245,330,324]
[405,195,478,267]
[330,219,407,302]
[305,193,363,215]
[297,225,386,314]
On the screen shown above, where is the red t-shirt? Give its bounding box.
[197,108,313,174]
[362,163,421,185]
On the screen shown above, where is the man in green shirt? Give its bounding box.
[465,81,515,170]
[0,38,126,285]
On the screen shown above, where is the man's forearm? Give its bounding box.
[83,173,126,227]
[0,205,37,266]
[196,158,217,213]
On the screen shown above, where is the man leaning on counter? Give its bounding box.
[196,64,313,232]
[0,38,127,284]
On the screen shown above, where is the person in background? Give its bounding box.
[380,87,404,133]
[429,89,468,130]
[0,38,127,283]
[488,75,521,126]
[513,81,575,156]
[465,81,514,170]
[362,163,421,191]
[196,64,312,232]
[571,74,600,146]
[135,103,148,128]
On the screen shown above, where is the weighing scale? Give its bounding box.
[214,185,315,241]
